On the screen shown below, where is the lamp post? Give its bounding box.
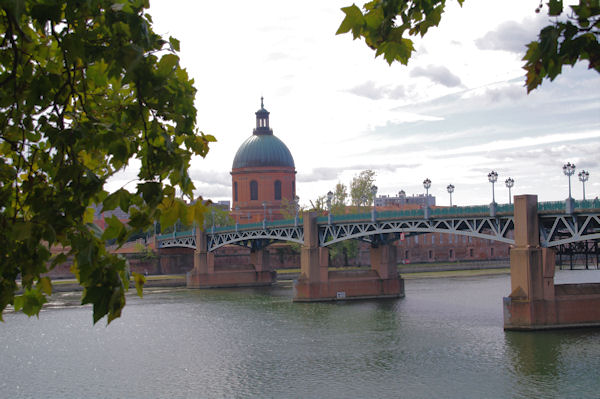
[294,195,300,226]
[446,184,454,207]
[211,208,215,233]
[262,201,267,228]
[423,178,431,219]
[371,185,378,222]
[578,170,589,200]
[488,171,498,216]
[235,205,240,231]
[326,190,333,224]
[563,162,576,213]
[505,177,514,205]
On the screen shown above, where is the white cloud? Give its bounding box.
[410,65,463,88]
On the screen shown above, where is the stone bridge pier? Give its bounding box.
[503,195,600,330]
[293,212,404,301]
[187,227,276,288]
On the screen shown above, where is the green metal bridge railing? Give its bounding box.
[156,199,600,240]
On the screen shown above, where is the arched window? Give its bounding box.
[234,182,238,202]
[274,180,282,200]
[250,180,258,201]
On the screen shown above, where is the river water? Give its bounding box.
[2,271,600,399]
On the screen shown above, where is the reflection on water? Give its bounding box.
[1,272,599,398]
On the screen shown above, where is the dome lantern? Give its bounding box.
[254,96,272,135]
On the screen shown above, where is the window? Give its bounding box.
[469,248,474,257]
[274,180,282,200]
[415,235,419,244]
[404,250,409,259]
[431,235,435,244]
[449,249,454,258]
[428,250,433,259]
[490,247,494,257]
[234,182,238,202]
[250,180,258,200]
[292,181,295,197]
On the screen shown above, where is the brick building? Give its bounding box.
[231,98,296,223]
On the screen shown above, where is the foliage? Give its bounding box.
[207,206,235,228]
[350,170,377,207]
[0,0,215,323]
[337,0,599,92]
[331,182,348,215]
[524,0,600,92]
[280,197,302,220]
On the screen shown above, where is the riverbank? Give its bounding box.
[46,260,510,292]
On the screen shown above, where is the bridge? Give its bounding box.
[157,196,600,330]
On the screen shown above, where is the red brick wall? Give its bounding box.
[232,165,296,222]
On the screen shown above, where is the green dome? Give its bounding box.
[232,134,295,169]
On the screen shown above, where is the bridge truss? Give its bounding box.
[319,215,515,246]
[539,213,600,247]
[207,225,304,252]
[157,211,600,252]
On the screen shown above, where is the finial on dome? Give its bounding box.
[261,96,264,109]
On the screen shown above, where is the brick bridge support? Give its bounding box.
[187,227,276,288]
[503,195,600,330]
[293,212,404,301]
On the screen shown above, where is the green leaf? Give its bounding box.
[169,36,180,51]
[132,272,146,298]
[157,54,179,77]
[14,289,47,317]
[336,4,365,37]
[38,277,53,296]
[548,0,563,15]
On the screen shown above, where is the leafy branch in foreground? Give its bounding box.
[0,0,215,324]
[337,0,599,91]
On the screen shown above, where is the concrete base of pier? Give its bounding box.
[503,285,600,330]
[293,270,404,302]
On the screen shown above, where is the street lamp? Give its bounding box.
[578,170,589,200]
[563,162,576,213]
[423,178,431,202]
[370,185,378,222]
[327,190,333,224]
[235,205,240,231]
[488,171,498,216]
[446,184,454,207]
[262,201,267,227]
[505,177,514,205]
[294,195,300,226]
[211,208,215,233]
[423,178,431,219]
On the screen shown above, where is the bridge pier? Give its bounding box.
[293,213,404,302]
[187,228,276,288]
[503,195,600,330]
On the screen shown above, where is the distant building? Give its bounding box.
[375,190,435,208]
[230,98,296,222]
[215,201,230,211]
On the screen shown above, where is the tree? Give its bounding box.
[0,0,215,323]
[350,170,377,207]
[337,0,599,92]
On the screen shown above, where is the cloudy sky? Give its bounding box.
[121,0,600,207]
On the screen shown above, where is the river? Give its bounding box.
[1,270,600,399]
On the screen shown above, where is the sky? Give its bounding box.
[109,0,600,207]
